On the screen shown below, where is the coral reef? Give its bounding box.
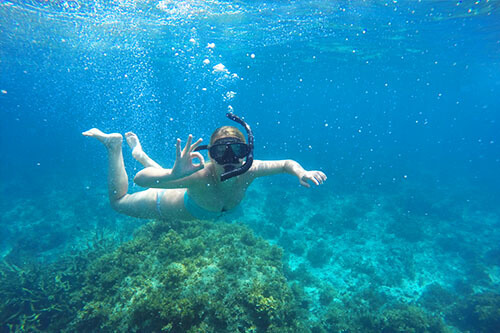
[447,292,500,333]
[71,219,308,332]
[320,300,450,333]
[1,219,305,332]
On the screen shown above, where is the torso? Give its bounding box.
[187,163,254,212]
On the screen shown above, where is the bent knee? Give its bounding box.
[110,195,128,213]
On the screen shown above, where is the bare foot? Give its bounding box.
[125,132,144,160]
[82,128,122,150]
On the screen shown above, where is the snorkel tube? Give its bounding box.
[220,113,254,181]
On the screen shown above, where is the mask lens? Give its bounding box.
[210,145,227,158]
[230,143,248,158]
[209,144,248,162]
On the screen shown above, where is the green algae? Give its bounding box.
[0,219,305,332]
[70,219,304,332]
[0,231,117,332]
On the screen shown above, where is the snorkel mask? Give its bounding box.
[195,113,254,181]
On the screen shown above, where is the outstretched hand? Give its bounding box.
[172,135,205,178]
[299,170,327,188]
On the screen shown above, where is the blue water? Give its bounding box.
[1,0,499,331]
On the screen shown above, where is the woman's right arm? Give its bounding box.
[134,134,205,188]
[133,167,202,188]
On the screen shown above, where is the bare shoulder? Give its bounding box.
[191,162,215,182]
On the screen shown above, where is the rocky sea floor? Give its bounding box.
[1,177,499,332]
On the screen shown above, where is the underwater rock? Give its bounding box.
[418,283,457,312]
[278,231,306,256]
[386,213,425,243]
[306,240,333,268]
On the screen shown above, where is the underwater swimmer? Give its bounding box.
[82,113,327,221]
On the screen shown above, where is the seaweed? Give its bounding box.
[0,230,115,332]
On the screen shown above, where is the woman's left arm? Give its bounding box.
[249,160,327,187]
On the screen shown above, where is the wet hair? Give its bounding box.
[210,126,246,145]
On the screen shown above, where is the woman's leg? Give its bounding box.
[83,128,159,219]
[125,132,162,169]
[83,128,192,220]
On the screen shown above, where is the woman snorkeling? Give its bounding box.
[83,113,327,221]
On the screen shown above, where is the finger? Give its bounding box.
[190,152,205,167]
[189,138,203,152]
[300,180,311,188]
[314,175,323,185]
[310,176,319,186]
[198,153,205,166]
[176,139,181,159]
[183,134,193,155]
[315,172,325,184]
[319,171,327,181]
